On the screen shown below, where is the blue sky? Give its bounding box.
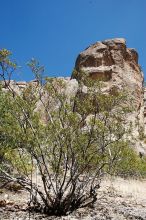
[0,0,146,81]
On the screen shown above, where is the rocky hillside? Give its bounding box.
[72,38,145,153]
[1,38,145,153]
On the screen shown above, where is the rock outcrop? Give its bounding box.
[72,38,143,109]
[1,79,39,95]
[72,38,145,152]
[1,38,145,152]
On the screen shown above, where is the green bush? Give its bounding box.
[0,51,140,216]
[113,145,146,178]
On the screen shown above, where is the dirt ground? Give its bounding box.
[0,177,146,220]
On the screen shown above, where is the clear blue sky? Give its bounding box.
[0,0,146,81]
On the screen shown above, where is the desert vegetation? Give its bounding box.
[0,49,146,216]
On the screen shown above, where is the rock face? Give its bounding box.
[1,38,145,152]
[1,79,39,95]
[72,38,143,109]
[72,38,145,151]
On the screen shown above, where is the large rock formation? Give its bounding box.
[72,38,145,152]
[1,38,145,152]
[72,38,143,109]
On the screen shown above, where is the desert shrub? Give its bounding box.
[113,145,146,178]
[0,51,134,216]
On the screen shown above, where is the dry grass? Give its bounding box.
[100,176,146,204]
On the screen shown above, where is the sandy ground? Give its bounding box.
[0,177,146,220]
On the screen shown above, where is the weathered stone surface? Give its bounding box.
[72,38,145,150]
[15,81,27,86]
[72,39,144,106]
